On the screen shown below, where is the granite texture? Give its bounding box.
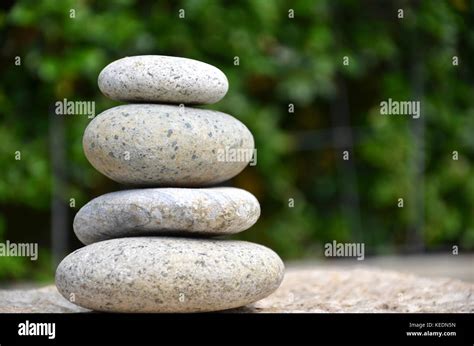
[0,285,89,313]
[55,237,284,313]
[242,268,474,313]
[98,55,228,104]
[4,266,473,313]
[73,187,261,245]
[83,104,254,186]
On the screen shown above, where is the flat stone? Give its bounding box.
[98,55,228,104]
[0,285,88,313]
[243,267,474,313]
[55,237,284,313]
[73,187,260,245]
[83,104,254,186]
[4,264,474,313]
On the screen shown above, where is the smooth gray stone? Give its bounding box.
[98,55,228,104]
[55,237,285,313]
[83,104,254,186]
[73,187,260,245]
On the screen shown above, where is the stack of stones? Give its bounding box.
[55,55,284,312]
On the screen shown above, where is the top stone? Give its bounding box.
[98,55,229,104]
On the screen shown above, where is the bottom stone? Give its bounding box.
[55,237,284,312]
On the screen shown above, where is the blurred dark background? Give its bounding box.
[1,0,473,283]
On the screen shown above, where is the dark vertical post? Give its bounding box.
[408,23,425,252]
[49,109,69,268]
[330,78,362,241]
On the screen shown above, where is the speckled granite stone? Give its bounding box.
[55,237,284,313]
[73,187,260,245]
[83,104,254,186]
[4,263,474,313]
[98,55,228,104]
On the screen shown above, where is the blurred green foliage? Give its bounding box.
[0,0,473,282]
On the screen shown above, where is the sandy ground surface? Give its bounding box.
[292,254,474,282]
[240,267,473,313]
[0,264,472,313]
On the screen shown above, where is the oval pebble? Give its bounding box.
[98,55,228,104]
[73,187,260,245]
[83,104,254,186]
[55,237,284,312]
